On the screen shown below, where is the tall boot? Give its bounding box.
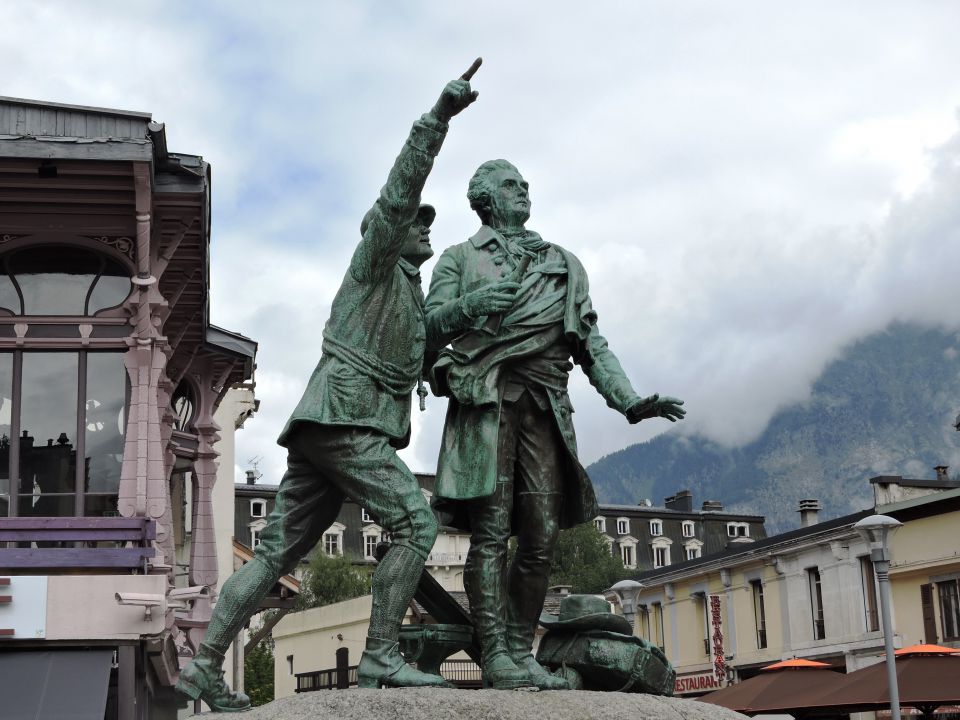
[357,638,454,688]
[358,543,451,688]
[175,643,251,712]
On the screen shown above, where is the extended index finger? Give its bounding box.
[461,57,482,81]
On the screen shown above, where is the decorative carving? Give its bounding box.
[83,235,135,260]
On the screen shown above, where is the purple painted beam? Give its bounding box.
[0,547,155,568]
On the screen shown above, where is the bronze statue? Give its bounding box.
[424,159,685,690]
[176,62,480,710]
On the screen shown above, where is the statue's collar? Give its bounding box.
[468,225,544,250]
[398,257,421,279]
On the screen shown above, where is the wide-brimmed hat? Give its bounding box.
[538,594,632,634]
[360,202,435,236]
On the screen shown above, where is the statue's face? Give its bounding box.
[486,167,531,227]
[400,217,434,267]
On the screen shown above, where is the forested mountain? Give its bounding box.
[587,324,960,532]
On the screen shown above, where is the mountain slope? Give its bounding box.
[587,323,960,531]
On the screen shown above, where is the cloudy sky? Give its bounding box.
[6,1,960,483]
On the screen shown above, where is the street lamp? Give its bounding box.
[606,579,644,634]
[853,514,903,720]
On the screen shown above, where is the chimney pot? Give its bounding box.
[797,499,822,527]
[935,465,949,482]
[245,470,256,485]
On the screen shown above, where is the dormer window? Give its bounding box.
[682,521,695,538]
[595,516,606,533]
[250,499,266,518]
[727,522,749,538]
[616,517,629,535]
[650,519,663,537]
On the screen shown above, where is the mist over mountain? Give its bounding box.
[587,323,960,532]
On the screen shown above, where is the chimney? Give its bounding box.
[245,470,256,485]
[935,465,949,482]
[798,499,822,527]
[664,490,694,512]
[701,500,723,512]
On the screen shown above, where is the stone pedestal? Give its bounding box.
[202,688,747,720]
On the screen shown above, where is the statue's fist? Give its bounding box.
[432,79,478,121]
[460,280,520,318]
[626,395,686,424]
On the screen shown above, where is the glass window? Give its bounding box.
[84,353,125,498]
[617,518,629,534]
[752,580,768,649]
[324,532,341,556]
[594,517,606,533]
[4,246,131,316]
[0,274,19,315]
[682,521,695,538]
[18,353,79,516]
[938,580,960,641]
[654,546,669,568]
[172,381,195,433]
[686,546,701,561]
[0,353,11,514]
[364,534,378,559]
[250,500,266,518]
[650,520,663,536]
[620,544,634,568]
[808,568,825,640]
[860,556,880,633]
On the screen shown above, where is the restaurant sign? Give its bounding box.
[674,670,724,695]
[710,593,725,682]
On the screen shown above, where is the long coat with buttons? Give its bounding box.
[424,225,643,531]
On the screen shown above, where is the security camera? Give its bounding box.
[115,592,165,619]
[168,586,210,601]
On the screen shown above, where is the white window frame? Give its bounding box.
[727,522,750,538]
[323,522,346,556]
[362,524,384,560]
[594,516,606,533]
[618,536,638,569]
[681,521,695,538]
[651,536,673,569]
[649,519,663,537]
[616,517,629,535]
[250,498,267,519]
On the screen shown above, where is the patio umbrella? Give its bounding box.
[698,658,849,716]
[802,644,960,719]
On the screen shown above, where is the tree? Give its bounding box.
[548,521,632,593]
[243,628,274,706]
[296,547,371,610]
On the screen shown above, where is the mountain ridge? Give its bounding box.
[586,323,960,532]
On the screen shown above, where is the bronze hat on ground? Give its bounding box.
[538,594,633,635]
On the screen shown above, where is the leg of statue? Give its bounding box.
[505,395,570,690]
[462,399,533,690]
[292,424,452,689]
[176,439,344,710]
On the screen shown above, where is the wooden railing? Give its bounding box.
[0,517,156,572]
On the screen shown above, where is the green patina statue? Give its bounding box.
[424,159,685,690]
[175,64,480,711]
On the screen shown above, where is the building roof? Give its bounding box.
[635,508,873,583]
[599,502,764,522]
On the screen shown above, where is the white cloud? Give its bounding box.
[5,1,960,481]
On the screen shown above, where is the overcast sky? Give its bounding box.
[6,1,960,483]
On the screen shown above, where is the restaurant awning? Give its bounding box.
[698,658,849,715]
[801,644,960,717]
[0,650,112,720]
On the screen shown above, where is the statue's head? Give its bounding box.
[467,159,530,229]
[360,202,436,268]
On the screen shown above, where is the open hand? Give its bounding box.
[461,279,520,318]
[626,395,686,424]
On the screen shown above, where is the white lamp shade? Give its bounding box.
[853,514,902,550]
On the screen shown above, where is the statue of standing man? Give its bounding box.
[176,62,480,710]
[424,159,685,690]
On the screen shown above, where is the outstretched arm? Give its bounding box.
[581,324,685,424]
[351,63,480,283]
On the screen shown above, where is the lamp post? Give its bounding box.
[853,514,903,720]
[606,579,644,634]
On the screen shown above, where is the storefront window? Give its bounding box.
[1,351,126,517]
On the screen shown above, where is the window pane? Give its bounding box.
[12,247,100,315]
[0,274,20,314]
[0,352,11,503]
[87,257,132,314]
[85,494,120,518]
[19,353,78,515]
[84,353,126,494]
[18,492,75,517]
